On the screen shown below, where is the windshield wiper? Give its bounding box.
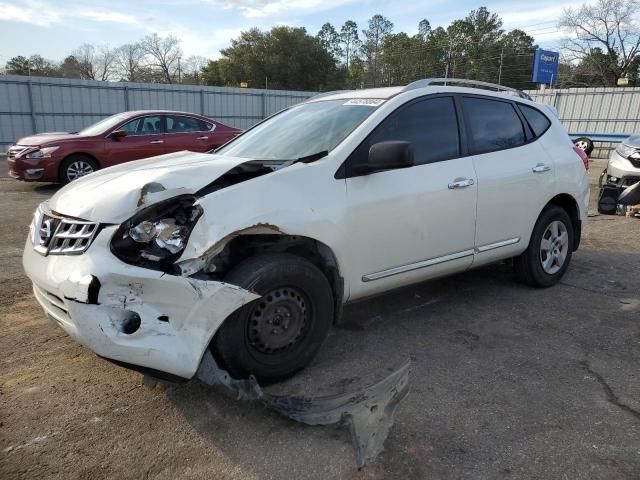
[296,150,329,163]
[244,151,330,169]
[274,151,329,169]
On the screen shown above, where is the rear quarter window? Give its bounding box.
[518,104,551,137]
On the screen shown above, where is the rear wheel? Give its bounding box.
[514,206,574,287]
[212,253,334,383]
[59,155,98,184]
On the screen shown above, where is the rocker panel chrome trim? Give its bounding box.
[475,237,520,253]
[362,249,475,282]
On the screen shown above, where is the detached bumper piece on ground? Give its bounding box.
[194,351,410,468]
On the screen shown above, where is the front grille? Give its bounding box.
[48,220,99,254]
[31,208,99,256]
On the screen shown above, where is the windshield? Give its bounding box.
[216,99,382,160]
[78,113,132,136]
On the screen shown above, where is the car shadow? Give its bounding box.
[33,183,60,196]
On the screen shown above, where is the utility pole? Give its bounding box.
[177,57,181,84]
[265,76,268,89]
[498,47,504,85]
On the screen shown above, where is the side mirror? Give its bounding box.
[110,130,128,140]
[353,141,414,175]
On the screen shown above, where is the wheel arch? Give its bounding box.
[59,152,101,180]
[209,233,345,324]
[543,193,581,252]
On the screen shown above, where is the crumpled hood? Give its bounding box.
[17,132,80,146]
[49,151,251,223]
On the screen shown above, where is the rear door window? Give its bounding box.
[518,104,551,137]
[166,115,213,133]
[462,97,525,154]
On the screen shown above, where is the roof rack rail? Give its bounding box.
[403,78,532,100]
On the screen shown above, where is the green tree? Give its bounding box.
[5,56,30,75]
[209,26,341,90]
[317,23,343,61]
[361,14,394,87]
[59,55,83,78]
[418,19,431,39]
[497,29,536,89]
[340,20,360,70]
[5,55,59,77]
[380,33,423,85]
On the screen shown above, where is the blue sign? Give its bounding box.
[532,49,559,85]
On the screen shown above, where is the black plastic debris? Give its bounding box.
[196,350,410,468]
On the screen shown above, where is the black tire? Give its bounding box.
[213,253,334,383]
[573,137,594,156]
[514,206,574,288]
[59,155,98,184]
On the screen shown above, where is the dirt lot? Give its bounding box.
[1,159,639,479]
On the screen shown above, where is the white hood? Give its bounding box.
[49,151,250,223]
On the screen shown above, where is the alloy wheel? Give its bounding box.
[66,161,94,180]
[539,220,569,274]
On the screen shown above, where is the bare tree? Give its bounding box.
[114,43,146,81]
[141,33,182,83]
[181,56,208,84]
[72,44,116,81]
[559,0,640,84]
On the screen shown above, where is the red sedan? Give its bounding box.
[7,110,242,183]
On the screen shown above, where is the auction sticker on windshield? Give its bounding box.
[343,99,386,106]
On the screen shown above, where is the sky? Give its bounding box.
[0,0,585,65]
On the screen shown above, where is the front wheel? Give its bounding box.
[514,206,574,288]
[212,253,334,384]
[59,155,98,184]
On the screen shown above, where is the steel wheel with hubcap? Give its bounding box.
[60,155,98,184]
[515,205,574,287]
[213,253,334,384]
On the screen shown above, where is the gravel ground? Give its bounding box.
[1,158,639,480]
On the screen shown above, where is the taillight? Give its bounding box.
[573,146,589,170]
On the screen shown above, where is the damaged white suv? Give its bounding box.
[23,79,590,384]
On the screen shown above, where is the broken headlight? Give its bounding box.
[111,196,203,271]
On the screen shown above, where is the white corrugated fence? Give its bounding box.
[0,75,315,152]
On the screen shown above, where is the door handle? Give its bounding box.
[196,136,209,140]
[532,163,551,173]
[448,178,475,189]
[150,140,164,144]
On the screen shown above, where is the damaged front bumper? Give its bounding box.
[23,225,259,379]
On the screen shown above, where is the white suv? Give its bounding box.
[23,79,590,384]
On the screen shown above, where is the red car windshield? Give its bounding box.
[78,113,133,136]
